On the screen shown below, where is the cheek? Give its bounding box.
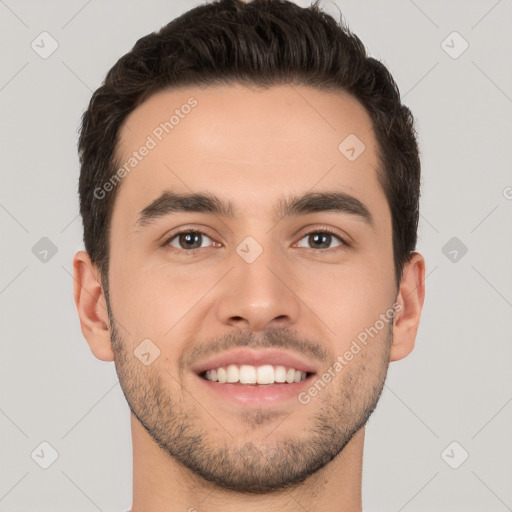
[109,260,217,347]
[293,254,394,336]
[297,262,394,366]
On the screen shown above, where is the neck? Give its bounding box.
[130,414,364,512]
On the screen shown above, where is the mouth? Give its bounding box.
[191,349,318,406]
[195,368,316,406]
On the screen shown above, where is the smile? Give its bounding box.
[201,364,310,385]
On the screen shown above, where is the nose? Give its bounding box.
[215,242,300,332]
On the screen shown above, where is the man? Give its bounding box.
[72,0,425,510]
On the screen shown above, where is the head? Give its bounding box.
[73,0,425,494]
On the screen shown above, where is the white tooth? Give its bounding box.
[240,365,257,384]
[286,368,296,383]
[274,365,286,383]
[213,365,305,384]
[226,364,240,383]
[217,367,227,383]
[257,365,275,384]
[205,370,211,380]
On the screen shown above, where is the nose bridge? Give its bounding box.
[216,233,299,331]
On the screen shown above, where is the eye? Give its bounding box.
[164,230,216,251]
[296,229,348,251]
[161,227,349,254]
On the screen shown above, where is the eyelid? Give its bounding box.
[295,223,352,244]
[159,224,217,244]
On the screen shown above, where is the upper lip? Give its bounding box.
[191,348,319,376]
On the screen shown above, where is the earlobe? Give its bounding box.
[72,251,115,362]
[389,252,426,362]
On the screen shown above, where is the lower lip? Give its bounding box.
[195,373,314,406]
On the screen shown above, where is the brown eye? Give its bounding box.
[296,230,346,250]
[166,231,213,251]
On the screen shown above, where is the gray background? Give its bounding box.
[1,0,511,510]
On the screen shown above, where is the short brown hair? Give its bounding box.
[78,0,420,289]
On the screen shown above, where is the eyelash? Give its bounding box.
[161,227,350,254]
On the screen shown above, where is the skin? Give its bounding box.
[73,84,425,511]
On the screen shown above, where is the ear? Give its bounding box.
[72,251,115,361]
[389,252,426,362]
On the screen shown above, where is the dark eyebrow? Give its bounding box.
[136,191,234,227]
[276,191,373,226]
[135,190,373,227]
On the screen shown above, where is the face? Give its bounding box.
[104,84,400,492]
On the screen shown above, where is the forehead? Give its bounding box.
[113,83,384,225]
